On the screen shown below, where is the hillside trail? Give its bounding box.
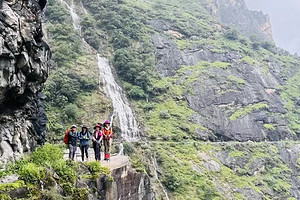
[63,148,130,170]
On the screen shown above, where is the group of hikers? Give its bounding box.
[64,120,113,161]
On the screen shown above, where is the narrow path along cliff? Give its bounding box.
[63,148,130,170]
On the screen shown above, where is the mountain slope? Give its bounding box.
[41,0,300,199]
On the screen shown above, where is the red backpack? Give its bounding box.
[64,129,71,144]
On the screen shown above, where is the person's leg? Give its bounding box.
[69,144,72,159]
[96,144,101,160]
[93,142,97,160]
[104,140,108,154]
[99,144,101,160]
[108,139,112,154]
[80,146,84,161]
[107,139,112,160]
[85,145,89,160]
[72,145,77,160]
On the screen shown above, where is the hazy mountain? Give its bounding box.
[245,0,300,55]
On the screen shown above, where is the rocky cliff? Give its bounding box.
[0,0,50,166]
[207,0,273,41]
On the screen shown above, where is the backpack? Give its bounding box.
[64,129,71,144]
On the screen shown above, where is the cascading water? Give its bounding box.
[153,156,170,200]
[118,143,124,156]
[60,0,81,36]
[62,0,140,145]
[80,0,87,14]
[97,55,140,142]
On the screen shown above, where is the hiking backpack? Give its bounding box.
[64,129,71,144]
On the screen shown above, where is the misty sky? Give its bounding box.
[244,0,300,55]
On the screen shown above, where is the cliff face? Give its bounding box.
[207,0,273,41]
[149,0,297,142]
[0,0,50,166]
[99,163,154,200]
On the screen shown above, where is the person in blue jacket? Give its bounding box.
[78,125,91,162]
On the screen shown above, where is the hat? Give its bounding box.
[94,124,101,129]
[71,125,77,129]
[82,125,88,129]
[104,120,110,124]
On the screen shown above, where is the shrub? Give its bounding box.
[63,104,79,120]
[41,187,64,200]
[52,160,76,184]
[74,188,89,200]
[86,161,110,175]
[61,182,74,196]
[128,85,147,99]
[159,110,171,119]
[224,29,239,40]
[0,180,25,192]
[30,143,64,167]
[0,193,11,200]
[123,142,136,156]
[18,163,45,184]
[163,173,182,191]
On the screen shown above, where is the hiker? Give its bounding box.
[92,124,103,161]
[102,120,113,160]
[64,125,78,160]
[78,125,90,162]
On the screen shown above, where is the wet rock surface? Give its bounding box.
[0,0,50,165]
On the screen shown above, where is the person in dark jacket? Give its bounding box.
[92,124,103,161]
[78,125,91,162]
[68,125,78,160]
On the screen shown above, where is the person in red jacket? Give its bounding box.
[102,120,113,160]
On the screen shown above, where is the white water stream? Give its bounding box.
[97,55,140,142]
[60,0,81,36]
[153,156,170,200]
[62,0,139,155]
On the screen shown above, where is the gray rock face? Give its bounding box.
[151,34,183,76]
[209,0,273,41]
[0,0,50,165]
[151,32,295,141]
[99,164,154,200]
[187,63,295,141]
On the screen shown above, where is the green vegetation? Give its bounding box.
[229,150,244,158]
[240,56,257,65]
[41,0,300,199]
[230,103,269,120]
[44,0,111,138]
[0,144,109,199]
[264,124,276,131]
[86,161,110,176]
[227,75,245,85]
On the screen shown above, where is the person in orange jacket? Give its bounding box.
[102,120,113,160]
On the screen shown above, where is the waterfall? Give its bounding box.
[152,156,170,200]
[60,0,81,36]
[61,0,140,141]
[118,143,124,156]
[79,0,87,14]
[97,55,140,142]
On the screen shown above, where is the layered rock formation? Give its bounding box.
[0,0,50,166]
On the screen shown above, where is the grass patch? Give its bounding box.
[230,103,268,120]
